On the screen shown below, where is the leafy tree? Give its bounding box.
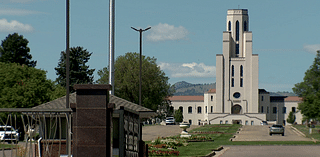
[0,33,36,67]
[287,111,296,124]
[55,46,95,93]
[96,52,174,111]
[0,62,65,108]
[293,50,320,119]
[174,109,183,123]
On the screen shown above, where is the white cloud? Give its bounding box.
[147,23,188,42]
[159,62,215,78]
[0,18,33,33]
[303,44,320,54]
[0,8,44,16]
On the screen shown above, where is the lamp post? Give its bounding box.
[131,27,151,106]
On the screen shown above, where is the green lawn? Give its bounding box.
[292,125,320,141]
[147,124,320,156]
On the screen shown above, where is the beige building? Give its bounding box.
[169,9,292,125]
[284,96,303,124]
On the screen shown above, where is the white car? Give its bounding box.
[166,117,175,125]
[0,126,19,144]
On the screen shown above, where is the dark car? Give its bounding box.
[269,124,284,136]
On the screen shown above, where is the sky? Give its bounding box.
[0,0,319,92]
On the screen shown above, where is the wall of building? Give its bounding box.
[171,101,205,125]
[208,113,266,125]
[284,101,303,124]
[269,102,285,125]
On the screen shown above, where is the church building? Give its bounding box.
[169,9,288,125]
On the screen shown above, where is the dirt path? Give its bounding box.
[142,125,200,141]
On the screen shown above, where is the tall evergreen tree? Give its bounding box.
[0,33,36,67]
[55,46,95,93]
[293,50,320,119]
[286,111,296,124]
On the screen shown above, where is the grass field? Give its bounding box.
[292,125,320,141]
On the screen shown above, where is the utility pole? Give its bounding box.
[131,27,151,106]
[65,0,71,156]
[109,0,115,95]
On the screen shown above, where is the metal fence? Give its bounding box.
[0,108,72,157]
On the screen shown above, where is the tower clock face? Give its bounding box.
[233,92,241,98]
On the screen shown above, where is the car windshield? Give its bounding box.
[272,125,283,128]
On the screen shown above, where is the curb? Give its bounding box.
[290,126,306,137]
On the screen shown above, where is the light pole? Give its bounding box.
[131,27,151,106]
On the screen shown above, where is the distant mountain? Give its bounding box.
[172,81,216,96]
[172,81,296,96]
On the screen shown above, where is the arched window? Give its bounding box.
[228,21,231,31]
[235,44,239,56]
[240,65,243,77]
[244,21,247,31]
[205,106,207,113]
[211,106,213,113]
[231,65,234,77]
[240,78,243,87]
[197,106,202,114]
[188,106,192,113]
[236,21,239,41]
[179,106,183,113]
[231,78,234,87]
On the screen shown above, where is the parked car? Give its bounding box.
[260,121,268,125]
[165,117,175,125]
[269,124,284,136]
[0,126,19,144]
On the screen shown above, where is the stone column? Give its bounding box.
[72,84,112,157]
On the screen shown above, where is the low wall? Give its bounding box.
[35,140,72,157]
[209,113,266,125]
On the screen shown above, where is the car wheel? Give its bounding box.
[282,133,284,136]
[13,141,18,144]
[269,133,272,136]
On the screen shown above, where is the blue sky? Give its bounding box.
[0,0,319,92]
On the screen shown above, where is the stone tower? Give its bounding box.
[216,9,259,114]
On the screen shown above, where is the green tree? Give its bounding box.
[0,33,36,67]
[287,111,296,124]
[174,109,183,123]
[55,46,95,93]
[96,52,174,111]
[293,50,320,119]
[0,62,65,108]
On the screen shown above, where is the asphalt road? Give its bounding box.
[232,125,311,141]
[216,125,317,157]
[218,145,320,157]
[142,124,200,141]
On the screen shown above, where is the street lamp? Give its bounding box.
[131,26,151,106]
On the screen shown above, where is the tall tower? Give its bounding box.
[216,9,259,114]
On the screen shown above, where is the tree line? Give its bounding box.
[0,33,173,112]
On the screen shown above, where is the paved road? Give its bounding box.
[232,125,311,141]
[217,145,320,157]
[142,125,200,141]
